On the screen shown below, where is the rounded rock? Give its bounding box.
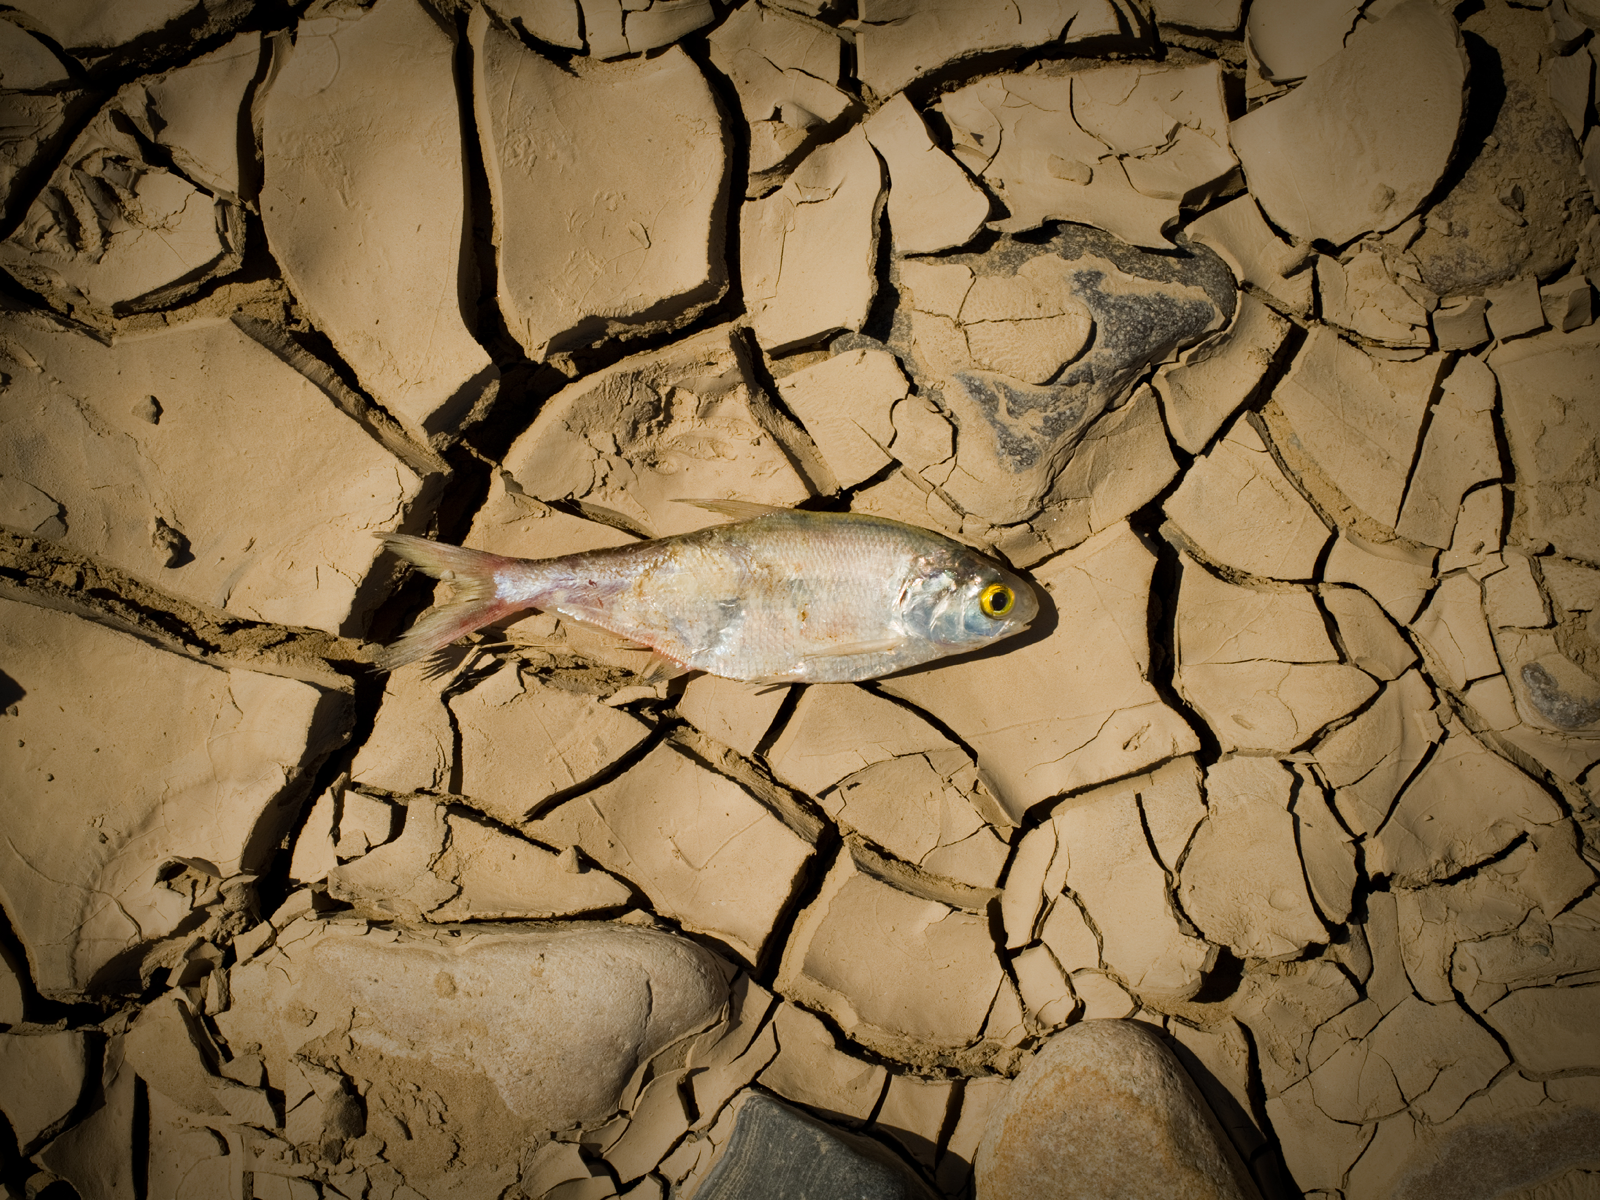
[221,918,730,1131]
[976,1019,1259,1200]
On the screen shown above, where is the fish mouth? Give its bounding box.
[991,614,1035,644]
[1006,582,1041,628]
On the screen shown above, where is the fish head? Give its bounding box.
[903,550,1039,651]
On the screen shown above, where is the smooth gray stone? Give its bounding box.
[1387,1105,1600,1199]
[684,1092,939,1200]
[1521,662,1600,730]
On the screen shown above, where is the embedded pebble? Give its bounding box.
[976,1020,1260,1200]
[1411,3,1594,298]
[684,1090,940,1200]
[216,919,728,1196]
[1364,1088,1600,1200]
[883,222,1230,526]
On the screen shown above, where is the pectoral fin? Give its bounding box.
[676,498,791,522]
[803,637,905,661]
[749,638,909,684]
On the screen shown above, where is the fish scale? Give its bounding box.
[373,506,1039,683]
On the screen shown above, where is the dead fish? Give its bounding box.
[372,500,1039,683]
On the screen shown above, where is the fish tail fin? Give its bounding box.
[371,534,521,672]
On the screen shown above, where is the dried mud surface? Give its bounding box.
[2,0,1600,1198]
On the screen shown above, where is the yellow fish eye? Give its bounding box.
[980,582,1014,618]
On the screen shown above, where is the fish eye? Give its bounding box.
[980,582,1014,618]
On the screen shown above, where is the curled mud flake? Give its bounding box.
[742,126,883,354]
[0,109,244,314]
[133,394,161,424]
[1230,0,1467,246]
[1521,660,1600,729]
[472,18,729,364]
[264,1,496,440]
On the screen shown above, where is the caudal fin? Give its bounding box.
[371,534,521,672]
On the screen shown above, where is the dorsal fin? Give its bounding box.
[675,498,791,522]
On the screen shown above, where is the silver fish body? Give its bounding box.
[375,508,1039,683]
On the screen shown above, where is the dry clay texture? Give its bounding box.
[3,0,1600,1198]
